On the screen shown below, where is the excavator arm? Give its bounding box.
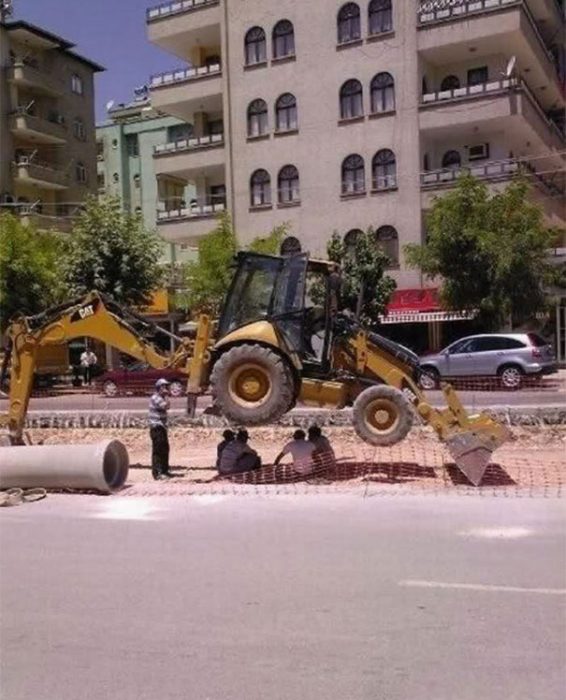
[0,292,211,444]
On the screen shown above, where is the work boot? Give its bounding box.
[153,473,167,481]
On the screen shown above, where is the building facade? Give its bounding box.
[0,20,102,231]
[145,0,566,350]
[96,95,195,264]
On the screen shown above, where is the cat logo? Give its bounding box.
[70,298,100,323]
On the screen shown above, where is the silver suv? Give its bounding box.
[419,333,557,389]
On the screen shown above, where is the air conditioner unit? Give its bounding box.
[468,143,490,161]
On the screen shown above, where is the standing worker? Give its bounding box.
[149,378,173,480]
[80,344,97,386]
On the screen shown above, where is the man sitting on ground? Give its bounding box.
[274,429,316,477]
[216,429,235,469]
[218,429,261,476]
[308,425,336,468]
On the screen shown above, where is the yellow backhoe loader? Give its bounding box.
[0,251,509,485]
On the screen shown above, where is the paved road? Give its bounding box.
[1,493,564,700]
[1,384,564,416]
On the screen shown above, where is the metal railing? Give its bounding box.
[150,62,221,88]
[422,76,516,103]
[157,199,226,221]
[154,132,224,154]
[146,0,219,22]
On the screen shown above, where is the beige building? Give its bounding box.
[0,20,103,231]
[146,0,565,349]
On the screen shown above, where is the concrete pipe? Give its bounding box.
[0,440,129,494]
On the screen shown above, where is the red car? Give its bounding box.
[97,362,186,397]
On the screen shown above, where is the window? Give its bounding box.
[281,236,302,254]
[278,165,300,203]
[113,172,119,183]
[376,225,399,267]
[442,150,461,169]
[245,26,267,65]
[340,79,363,119]
[96,140,104,158]
[248,99,268,136]
[341,154,365,194]
[112,138,118,150]
[126,134,139,157]
[133,174,141,188]
[368,0,392,35]
[273,20,295,59]
[372,149,396,190]
[370,72,395,113]
[440,75,460,92]
[73,118,85,140]
[210,185,226,206]
[467,66,488,86]
[76,161,87,183]
[338,3,361,44]
[250,169,271,206]
[71,73,84,95]
[344,228,363,253]
[423,153,430,171]
[97,173,105,191]
[275,93,297,131]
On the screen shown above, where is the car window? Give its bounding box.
[499,338,527,349]
[447,338,474,354]
[128,362,149,372]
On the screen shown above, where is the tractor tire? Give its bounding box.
[210,344,294,425]
[352,385,413,446]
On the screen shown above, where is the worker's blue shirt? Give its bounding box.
[148,392,168,428]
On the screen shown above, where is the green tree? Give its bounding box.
[0,213,67,331]
[318,229,397,328]
[404,175,558,329]
[64,197,164,306]
[180,214,288,316]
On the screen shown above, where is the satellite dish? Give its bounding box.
[504,56,517,78]
[105,100,115,112]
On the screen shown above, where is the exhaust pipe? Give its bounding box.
[0,440,129,494]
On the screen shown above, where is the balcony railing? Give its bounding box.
[150,62,221,89]
[157,199,226,222]
[146,0,219,22]
[154,132,224,155]
[12,157,70,187]
[8,61,63,95]
[422,77,516,103]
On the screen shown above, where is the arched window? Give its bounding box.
[376,225,399,267]
[245,26,266,65]
[76,162,87,184]
[340,79,363,119]
[281,236,302,255]
[368,0,393,35]
[278,165,300,204]
[442,150,461,169]
[370,72,395,113]
[250,169,271,206]
[440,75,460,92]
[344,228,363,254]
[342,154,365,194]
[372,149,396,190]
[273,20,295,59]
[275,93,297,131]
[247,99,268,137]
[337,3,361,43]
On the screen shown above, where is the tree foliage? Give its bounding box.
[180,213,288,316]
[404,175,559,329]
[64,197,164,306]
[318,229,397,328]
[0,213,67,331]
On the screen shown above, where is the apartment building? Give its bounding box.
[96,92,195,265]
[145,0,566,350]
[0,20,102,231]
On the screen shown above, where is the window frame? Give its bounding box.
[340,79,364,119]
[337,3,361,44]
[250,169,272,207]
[368,0,393,35]
[71,73,84,96]
[272,19,295,59]
[75,161,87,184]
[277,164,300,204]
[245,26,267,66]
[372,149,397,190]
[247,99,269,137]
[375,225,399,268]
[275,93,298,132]
[370,72,395,113]
[341,154,366,195]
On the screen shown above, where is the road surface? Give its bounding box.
[1,493,564,700]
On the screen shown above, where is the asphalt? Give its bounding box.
[1,493,565,700]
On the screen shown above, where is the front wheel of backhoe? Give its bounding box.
[210,344,295,425]
[352,385,413,446]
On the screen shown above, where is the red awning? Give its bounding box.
[387,288,440,314]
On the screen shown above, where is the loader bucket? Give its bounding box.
[445,415,511,486]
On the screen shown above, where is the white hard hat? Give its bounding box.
[155,378,170,389]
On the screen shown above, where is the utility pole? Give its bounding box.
[0,0,14,21]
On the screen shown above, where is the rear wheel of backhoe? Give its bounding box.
[352,385,413,446]
[210,344,294,425]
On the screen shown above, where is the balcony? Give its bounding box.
[154,133,225,178]
[19,211,73,233]
[417,0,563,107]
[147,0,221,60]
[7,61,64,97]
[156,199,226,243]
[12,158,69,190]
[421,158,522,188]
[420,79,564,153]
[9,110,67,145]
[149,63,222,120]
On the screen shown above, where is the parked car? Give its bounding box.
[419,333,557,390]
[96,362,186,397]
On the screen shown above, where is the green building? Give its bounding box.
[96,92,194,265]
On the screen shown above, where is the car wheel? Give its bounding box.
[103,380,118,397]
[169,381,184,397]
[498,365,523,389]
[419,367,440,390]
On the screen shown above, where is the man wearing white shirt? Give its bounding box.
[274,429,316,476]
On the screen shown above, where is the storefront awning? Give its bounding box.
[381,288,477,324]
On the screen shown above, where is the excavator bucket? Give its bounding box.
[445,416,512,486]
